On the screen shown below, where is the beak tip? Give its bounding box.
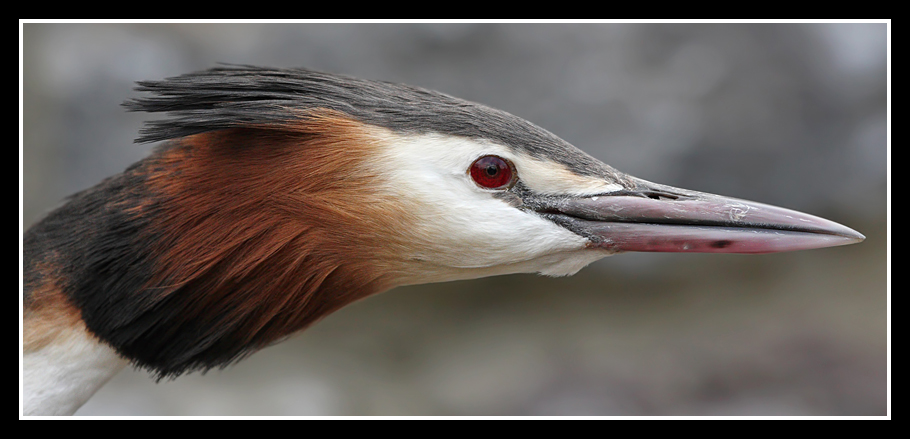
[810,216,865,247]
[840,228,866,245]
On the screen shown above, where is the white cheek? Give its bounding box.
[412,188,589,269]
[378,133,591,272]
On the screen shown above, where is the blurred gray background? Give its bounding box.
[22,23,887,416]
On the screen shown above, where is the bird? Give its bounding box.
[22,65,865,416]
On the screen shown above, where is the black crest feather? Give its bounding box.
[124,65,619,179]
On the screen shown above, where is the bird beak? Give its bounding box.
[536,178,865,254]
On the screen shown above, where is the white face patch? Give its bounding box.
[369,130,620,284]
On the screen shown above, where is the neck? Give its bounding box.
[23,317,127,415]
[24,120,413,386]
[23,258,128,416]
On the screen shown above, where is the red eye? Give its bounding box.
[470,155,515,189]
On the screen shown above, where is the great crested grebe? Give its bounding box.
[22,66,864,415]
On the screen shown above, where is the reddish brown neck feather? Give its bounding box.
[144,114,414,361]
[25,112,418,375]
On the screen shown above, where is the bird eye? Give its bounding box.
[470,155,515,189]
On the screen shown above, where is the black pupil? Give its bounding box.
[485,165,498,177]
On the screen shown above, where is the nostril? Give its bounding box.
[642,191,679,201]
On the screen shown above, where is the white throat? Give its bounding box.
[23,327,127,416]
